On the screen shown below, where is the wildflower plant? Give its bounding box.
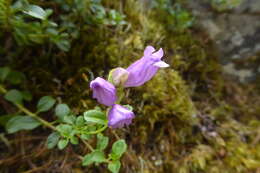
[90,46,169,129]
[0,46,168,173]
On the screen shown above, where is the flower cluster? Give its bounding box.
[90,46,169,128]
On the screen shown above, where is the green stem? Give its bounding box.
[86,124,108,135]
[0,85,55,129]
[116,87,125,104]
[0,85,93,151]
[0,85,7,93]
[76,134,94,151]
[16,103,56,131]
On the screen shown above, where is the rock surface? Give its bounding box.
[187,0,260,82]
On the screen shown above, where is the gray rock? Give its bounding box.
[238,0,260,13]
[187,0,260,82]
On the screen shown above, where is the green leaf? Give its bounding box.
[94,106,102,111]
[92,152,106,162]
[23,5,47,20]
[45,9,53,18]
[37,96,56,112]
[76,116,85,126]
[21,91,32,101]
[70,136,79,145]
[55,39,70,51]
[0,67,10,82]
[58,138,69,150]
[82,150,106,166]
[46,132,60,149]
[84,110,107,125]
[97,134,109,150]
[110,140,127,160]
[0,115,13,127]
[82,154,94,166]
[6,71,25,85]
[4,89,24,105]
[108,160,121,173]
[56,124,74,137]
[63,115,76,124]
[6,115,41,133]
[80,134,92,140]
[55,104,70,119]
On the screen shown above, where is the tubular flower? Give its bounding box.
[108,104,135,129]
[124,46,169,87]
[90,77,117,106]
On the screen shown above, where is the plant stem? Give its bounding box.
[86,124,108,135]
[0,85,7,93]
[116,87,125,104]
[0,85,93,151]
[77,134,94,151]
[15,103,56,131]
[0,85,55,129]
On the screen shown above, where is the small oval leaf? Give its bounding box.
[46,132,60,149]
[23,5,47,20]
[97,134,109,150]
[37,96,56,113]
[58,139,69,150]
[108,160,121,173]
[6,115,41,133]
[84,110,107,125]
[7,71,25,85]
[55,104,70,119]
[4,89,24,105]
[110,140,127,160]
[0,67,10,82]
[82,150,106,166]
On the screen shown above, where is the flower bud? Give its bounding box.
[111,67,129,87]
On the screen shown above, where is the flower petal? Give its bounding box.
[124,46,166,87]
[152,48,164,59]
[125,57,158,87]
[153,61,169,68]
[90,77,117,106]
[144,46,155,56]
[108,104,135,129]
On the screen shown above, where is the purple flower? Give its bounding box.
[124,46,169,87]
[108,104,135,128]
[90,77,117,106]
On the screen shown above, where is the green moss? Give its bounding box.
[142,69,197,125]
[1,0,260,172]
